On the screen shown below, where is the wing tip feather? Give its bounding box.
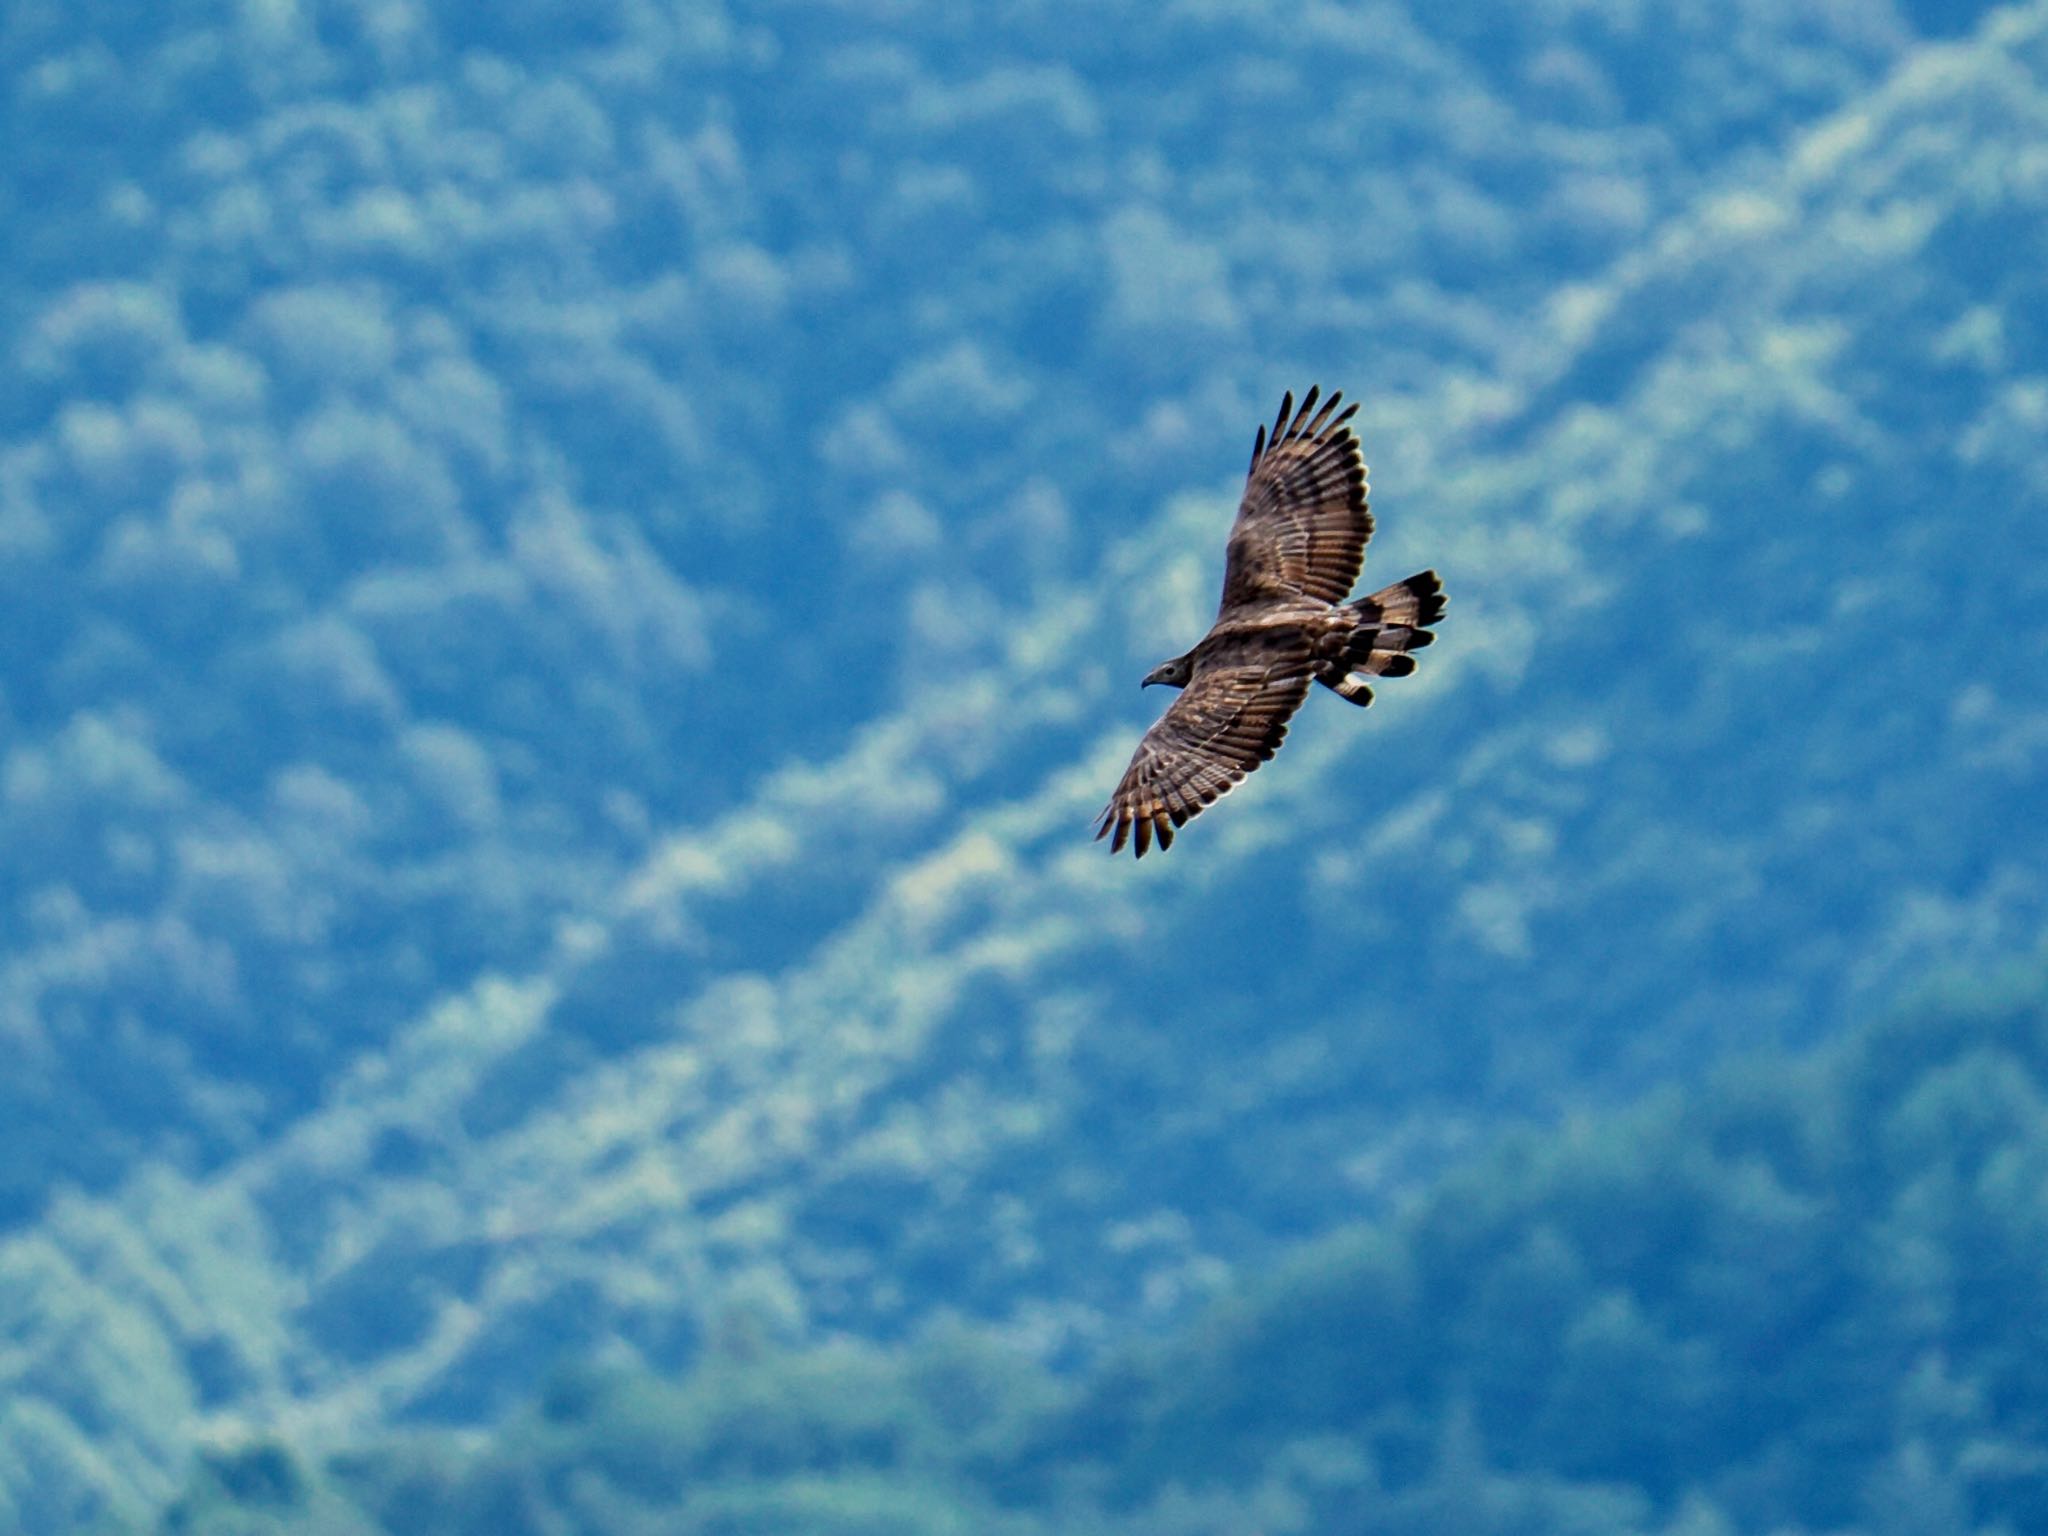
[1292,385,1320,437]
[1248,385,1364,478]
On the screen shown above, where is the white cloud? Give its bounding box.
[24,283,184,393]
[264,617,405,722]
[508,495,711,673]
[248,284,399,390]
[886,339,1033,426]
[1101,206,1242,337]
[400,722,504,833]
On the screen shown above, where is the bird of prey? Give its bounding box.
[1097,386,1444,857]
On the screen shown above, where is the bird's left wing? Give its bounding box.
[1219,386,1372,613]
[1096,635,1314,857]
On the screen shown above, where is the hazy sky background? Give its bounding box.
[2,1,2046,1529]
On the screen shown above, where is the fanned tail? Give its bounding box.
[1319,570,1444,707]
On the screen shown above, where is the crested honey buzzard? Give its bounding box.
[1097,386,1444,857]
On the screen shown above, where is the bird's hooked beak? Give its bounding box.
[1141,663,1175,689]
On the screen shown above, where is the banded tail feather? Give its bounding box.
[1319,569,1444,707]
[1349,569,1445,630]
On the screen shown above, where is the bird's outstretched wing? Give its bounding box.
[1096,634,1314,857]
[1219,386,1372,613]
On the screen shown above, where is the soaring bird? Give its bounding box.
[1097,387,1444,857]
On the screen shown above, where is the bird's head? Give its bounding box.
[1142,656,1193,689]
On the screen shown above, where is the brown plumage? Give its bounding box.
[1097,387,1445,857]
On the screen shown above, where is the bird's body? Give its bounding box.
[1097,387,1444,857]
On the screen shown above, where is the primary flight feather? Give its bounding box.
[1097,386,1445,857]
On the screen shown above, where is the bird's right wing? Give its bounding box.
[1096,636,1314,857]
